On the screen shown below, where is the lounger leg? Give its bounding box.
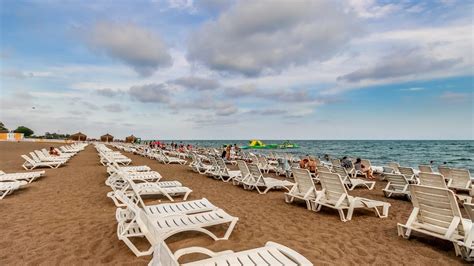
[182,190,191,200]
[343,208,351,222]
[222,219,238,240]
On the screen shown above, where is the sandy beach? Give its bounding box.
[0,141,466,265]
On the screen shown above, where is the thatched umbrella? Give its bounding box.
[70,132,87,141]
[100,133,114,142]
[125,134,136,143]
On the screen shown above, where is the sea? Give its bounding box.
[156,140,474,171]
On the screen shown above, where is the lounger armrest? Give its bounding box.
[174,247,234,260]
[265,242,313,265]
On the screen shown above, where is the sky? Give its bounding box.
[0,0,473,140]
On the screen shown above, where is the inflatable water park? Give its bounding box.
[241,140,299,149]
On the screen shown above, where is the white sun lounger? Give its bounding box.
[21,155,63,170]
[398,166,417,183]
[244,163,294,194]
[398,185,471,254]
[116,195,238,257]
[448,169,473,193]
[215,158,241,182]
[455,202,474,261]
[419,165,433,173]
[313,171,390,222]
[114,191,219,220]
[233,160,250,186]
[149,240,313,266]
[332,165,375,190]
[0,170,45,183]
[383,173,411,199]
[123,176,192,202]
[0,181,28,199]
[285,168,319,210]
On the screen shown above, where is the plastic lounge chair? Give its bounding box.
[0,181,28,199]
[245,163,294,194]
[313,171,390,222]
[332,165,375,190]
[0,170,44,183]
[116,194,238,257]
[285,168,319,210]
[149,240,313,266]
[398,185,471,254]
[383,173,411,199]
[21,155,63,170]
[419,165,433,173]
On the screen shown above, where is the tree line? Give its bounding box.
[0,121,70,139]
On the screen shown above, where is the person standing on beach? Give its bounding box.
[225,145,231,160]
[221,145,227,158]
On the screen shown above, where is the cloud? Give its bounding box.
[338,50,461,82]
[84,21,172,76]
[347,0,401,18]
[195,0,234,13]
[82,101,100,110]
[188,0,361,76]
[1,69,52,79]
[129,83,172,103]
[96,88,122,97]
[171,76,220,90]
[103,103,126,112]
[439,91,472,104]
[225,86,318,103]
[400,87,425,92]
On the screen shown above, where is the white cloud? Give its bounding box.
[188,0,362,76]
[439,91,472,103]
[84,21,172,76]
[347,0,400,18]
[400,87,425,92]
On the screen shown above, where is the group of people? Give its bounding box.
[221,144,240,160]
[296,154,375,179]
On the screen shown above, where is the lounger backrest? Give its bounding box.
[418,172,447,189]
[247,163,265,185]
[419,165,433,173]
[30,152,41,162]
[398,167,414,177]
[464,203,474,221]
[388,162,400,172]
[317,163,330,172]
[438,166,451,179]
[209,157,219,168]
[384,173,409,191]
[21,155,36,165]
[331,165,349,179]
[237,160,250,178]
[410,185,465,236]
[150,241,179,266]
[216,158,228,171]
[450,169,471,189]
[318,171,349,205]
[291,168,315,194]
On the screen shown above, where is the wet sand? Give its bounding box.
[0,142,465,265]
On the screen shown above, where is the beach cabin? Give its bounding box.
[100,133,114,142]
[70,132,87,141]
[125,135,136,143]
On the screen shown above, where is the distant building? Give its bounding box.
[70,132,87,141]
[100,133,114,142]
[125,135,137,143]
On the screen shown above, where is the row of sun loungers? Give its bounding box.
[20,143,86,170]
[103,142,474,262]
[96,143,313,265]
[2,143,87,199]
